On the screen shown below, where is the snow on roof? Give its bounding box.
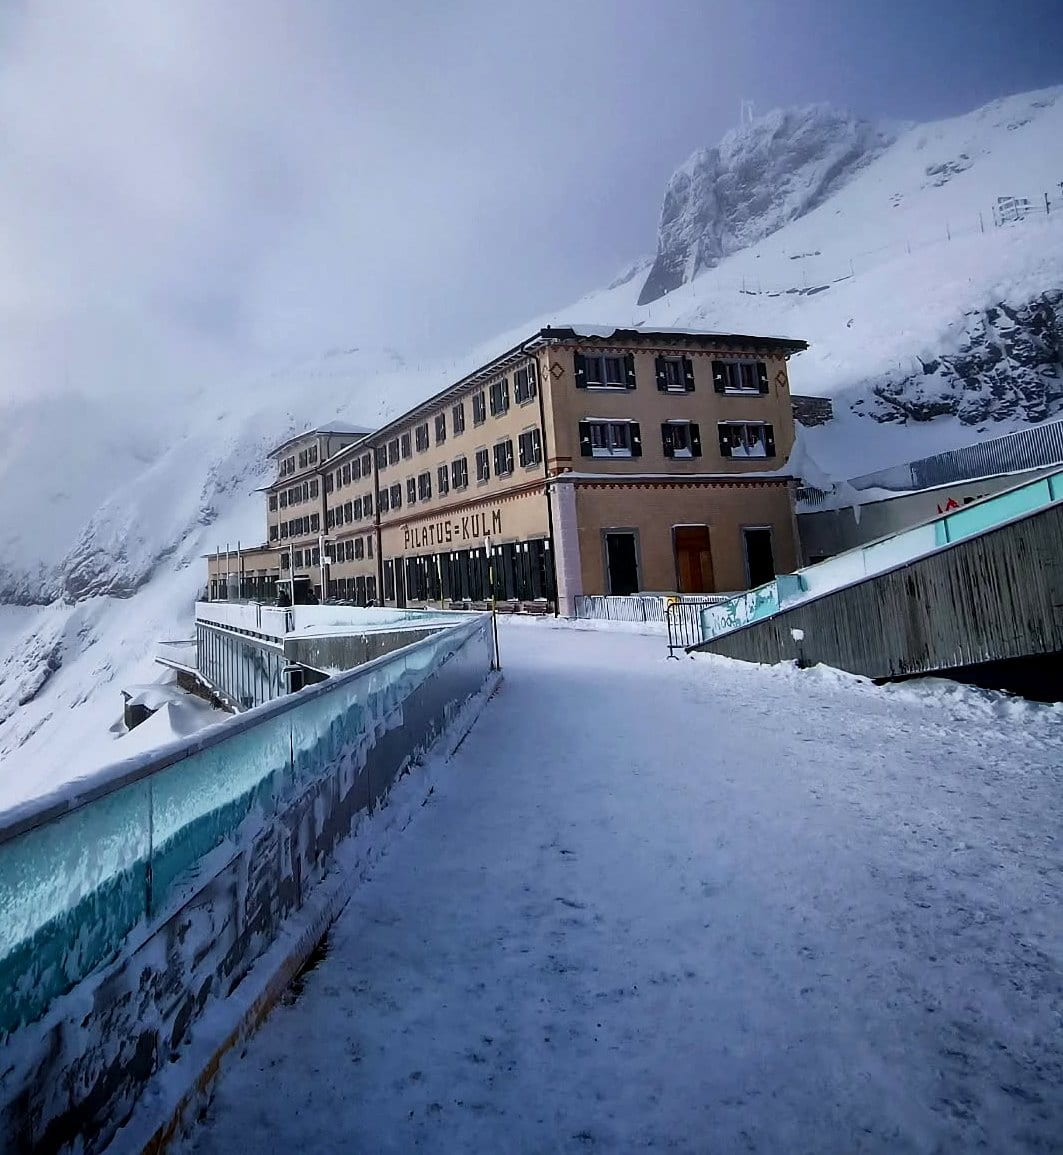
[540,324,808,350]
[268,423,375,459]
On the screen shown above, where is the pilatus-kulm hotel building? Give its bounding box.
[206,325,808,613]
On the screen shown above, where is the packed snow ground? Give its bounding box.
[181,621,1063,1154]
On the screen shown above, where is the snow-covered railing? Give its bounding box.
[195,601,461,640]
[0,614,491,1052]
[702,467,1063,645]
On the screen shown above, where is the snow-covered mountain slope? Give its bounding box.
[2,84,1063,804]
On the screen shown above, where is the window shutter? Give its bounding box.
[661,422,675,457]
[757,361,770,394]
[655,356,668,392]
[764,425,776,457]
[518,435,527,467]
[574,352,587,388]
[718,425,730,456]
[578,420,593,457]
[624,353,637,389]
[712,360,727,394]
[690,422,702,457]
[683,358,696,392]
[630,421,642,457]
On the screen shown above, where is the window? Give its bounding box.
[309,446,318,464]
[341,463,351,486]
[401,431,413,459]
[489,376,510,417]
[269,525,278,541]
[437,463,450,496]
[379,489,390,513]
[661,421,702,459]
[518,428,543,467]
[354,537,365,560]
[324,474,333,495]
[309,479,319,498]
[344,501,353,523]
[578,419,641,458]
[514,362,537,404]
[387,439,400,465]
[575,351,634,389]
[452,401,466,435]
[418,471,432,501]
[712,359,769,395]
[435,413,447,444]
[364,491,373,515]
[472,391,486,425]
[406,477,417,505]
[302,481,310,501]
[475,447,490,482]
[718,422,776,459]
[280,492,288,509]
[351,458,361,482]
[452,456,469,490]
[367,536,374,559]
[390,482,402,508]
[375,447,387,470]
[310,512,320,532]
[298,451,307,468]
[269,494,277,511]
[353,497,363,520]
[361,452,372,475]
[493,439,514,476]
[294,549,303,566]
[327,509,335,529]
[415,422,430,452]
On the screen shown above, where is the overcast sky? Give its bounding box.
[1,0,1061,402]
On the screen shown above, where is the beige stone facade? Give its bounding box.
[205,326,808,610]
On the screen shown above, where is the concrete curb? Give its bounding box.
[106,670,502,1155]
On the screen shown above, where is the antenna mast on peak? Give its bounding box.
[739,99,755,126]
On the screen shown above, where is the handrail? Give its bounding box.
[700,467,1063,646]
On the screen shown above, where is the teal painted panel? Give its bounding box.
[942,477,1052,543]
[0,781,150,1036]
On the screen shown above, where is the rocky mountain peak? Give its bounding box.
[638,104,896,304]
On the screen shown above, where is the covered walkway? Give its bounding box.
[182,621,1063,1153]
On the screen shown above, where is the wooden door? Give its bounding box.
[673,526,714,593]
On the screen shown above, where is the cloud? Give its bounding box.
[1,0,1059,404]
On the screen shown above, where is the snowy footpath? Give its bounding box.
[181,621,1063,1153]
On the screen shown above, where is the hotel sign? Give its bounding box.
[403,508,502,551]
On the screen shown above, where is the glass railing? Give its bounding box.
[0,614,491,1038]
[701,467,1063,643]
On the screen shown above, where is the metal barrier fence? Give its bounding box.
[666,599,722,657]
[574,593,725,624]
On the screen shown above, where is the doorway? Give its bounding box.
[673,525,715,593]
[743,527,776,588]
[394,556,407,607]
[603,531,640,595]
